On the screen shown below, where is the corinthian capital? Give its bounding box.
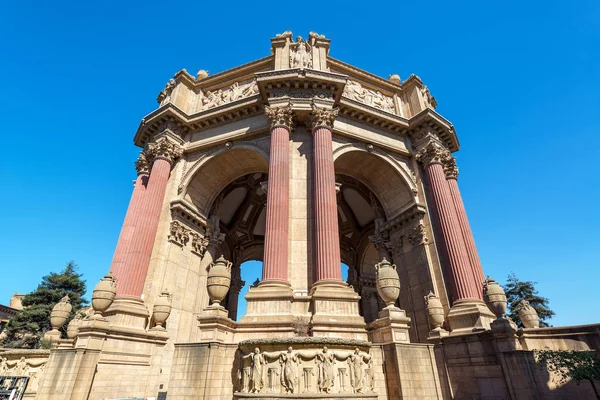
[415,141,451,167]
[135,151,150,176]
[309,105,338,131]
[443,156,459,180]
[265,106,294,130]
[148,137,183,165]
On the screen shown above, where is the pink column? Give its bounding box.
[262,106,293,283]
[118,137,182,297]
[110,152,149,282]
[310,106,342,283]
[445,159,485,296]
[417,142,479,301]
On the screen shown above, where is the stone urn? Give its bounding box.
[66,313,82,339]
[424,291,445,331]
[375,258,400,308]
[517,300,540,328]
[482,276,507,319]
[207,256,232,306]
[153,289,172,329]
[50,295,72,331]
[92,272,117,316]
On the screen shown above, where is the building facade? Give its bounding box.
[33,32,600,400]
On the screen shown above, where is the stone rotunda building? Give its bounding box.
[36,32,600,400]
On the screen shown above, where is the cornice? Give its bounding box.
[381,203,427,233]
[256,68,347,104]
[406,108,459,152]
[170,199,207,230]
[327,57,402,93]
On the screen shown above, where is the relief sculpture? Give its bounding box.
[202,79,259,110]
[343,79,396,114]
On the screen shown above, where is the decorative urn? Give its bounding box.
[482,276,507,319]
[50,295,72,331]
[517,300,540,328]
[375,258,400,308]
[92,272,117,316]
[153,288,172,329]
[207,256,232,306]
[66,313,82,339]
[424,291,445,331]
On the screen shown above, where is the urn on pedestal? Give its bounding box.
[375,258,400,308]
[482,276,507,320]
[207,256,232,307]
[66,312,83,339]
[424,291,445,331]
[517,300,540,328]
[47,295,72,341]
[153,288,172,329]
[92,272,117,316]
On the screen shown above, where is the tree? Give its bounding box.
[503,272,555,328]
[1,261,88,349]
[536,350,600,399]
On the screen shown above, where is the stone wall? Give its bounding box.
[0,349,48,398]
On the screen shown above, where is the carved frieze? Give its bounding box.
[407,223,429,247]
[265,105,294,130]
[168,221,190,247]
[202,79,259,110]
[309,105,338,130]
[270,87,333,100]
[343,79,396,114]
[157,78,176,106]
[190,232,207,256]
[421,85,437,109]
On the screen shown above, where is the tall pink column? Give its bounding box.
[417,142,480,302]
[445,158,485,297]
[310,106,342,283]
[262,106,293,283]
[110,152,149,282]
[118,137,182,297]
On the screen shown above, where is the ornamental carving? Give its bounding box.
[290,36,312,69]
[168,221,190,247]
[407,223,428,246]
[236,346,374,395]
[309,105,338,130]
[134,151,150,176]
[421,85,437,109]
[0,357,47,393]
[343,79,395,114]
[157,78,176,106]
[443,156,459,180]
[202,79,259,110]
[265,106,294,130]
[190,232,208,256]
[415,141,451,166]
[148,137,182,164]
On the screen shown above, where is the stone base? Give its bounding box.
[197,305,237,342]
[427,327,450,341]
[367,306,412,343]
[309,281,367,340]
[446,299,495,334]
[43,329,61,342]
[104,296,150,331]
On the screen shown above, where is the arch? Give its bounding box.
[334,148,415,219]
[183,147,269,217]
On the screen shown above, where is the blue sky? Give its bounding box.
[1,1,598,327]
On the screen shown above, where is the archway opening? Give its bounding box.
[236,260,263,321]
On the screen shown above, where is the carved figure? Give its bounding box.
[367,357,375,392]
[291,36,312,69]
[347,348,371,393]
[0,357,8,375]
[14,358,29,376]
[242,347,266,393]
[279,347,299,393]
[316,347,335,393]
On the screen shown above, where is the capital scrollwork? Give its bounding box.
[134,151,150,176]
[148,137,183,165]
[309,105,338,131]
[265,106,294,130]
[407,223,429,247]
[415,141,451,167]
[168,221,190,247]
[443,156,459,180]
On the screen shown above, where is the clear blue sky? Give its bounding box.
[1,1,598,327]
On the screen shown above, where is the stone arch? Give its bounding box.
[183,147,269,217]
[333,147,415,219]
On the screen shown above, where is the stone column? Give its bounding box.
[119,137,182,297]
[416,141,493,332]
[110,152,149,283]
[444,157,485,295]
[310,106,342,283]
[262,106,293,284]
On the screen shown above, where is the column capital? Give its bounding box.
[309,105,338,131]
[148,137,183,165]
[415,141,451,167]
[134,151,150,176]
[407,222,429,247]
[443,156,459,180]
[265,105,294,130]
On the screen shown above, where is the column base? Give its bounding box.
[446,299,495,334]
[309,280,367,340]
[367,306,412,343]
[427,327,450,342]
[104,296,150,331]
[197,306,237,342]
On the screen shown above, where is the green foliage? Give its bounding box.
[1,261,88,349]
[503,272,555,328]
[536,350,600,397]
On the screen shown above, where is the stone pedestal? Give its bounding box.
[368,307,412,344]
[309,281,367,340]
[446,299,495,334]
[237,282,296,338]
[197,306,237,342]
[103,296,150,331]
